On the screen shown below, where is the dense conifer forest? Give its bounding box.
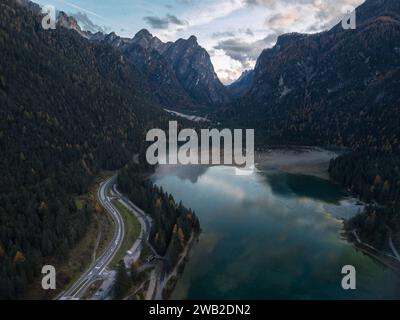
[117,161,200,271]
[219,0,400,252]
[1,0,400,299]
[0,0,171,299]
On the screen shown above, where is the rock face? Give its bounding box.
[162,35,231,107]
[18,0,231,110]
[222,0,400,151]
[91,29,231,110]
[226,70,255,98]
[124,36,195,110]
[131,29,171,54]
[16,1,89,38]
[57,12,90,38]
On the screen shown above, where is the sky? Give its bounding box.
[33,0,365,84]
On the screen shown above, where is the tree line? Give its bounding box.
[117,161,200,272]
[0,0,170,299]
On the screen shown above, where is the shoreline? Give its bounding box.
[255,146,338,180]
[157,231,200,300]
[346,231,400,276]
[255,146,400,276]
[162,146,400,298]
[255,146,367,220]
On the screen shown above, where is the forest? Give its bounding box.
[1,0,400,300]
[0,0,170,299]
[117,160,200,271]
[218,2,400,253]
[330,151,400,250]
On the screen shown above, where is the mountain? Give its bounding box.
[57,11,91,38]
[0,0,171,299]
[121,30,197,110]
[221,0,400,250]
[92,29,231,110]
[162,35,231,107]
[19,4,229,110]
[131,29,171,53]
[224,0,400,147]
[16,0,90,38]
[226,69,254,98]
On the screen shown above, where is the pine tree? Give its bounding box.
[113,261,131,300]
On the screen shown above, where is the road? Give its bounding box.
[58,175,125,300]
[58,174,162,300]
[352,228,400,274]
[112,184,160,258]
[146,269,157,300]
[389,230,400,262]
[112,184,151,242]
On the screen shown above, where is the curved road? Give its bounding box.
[389,230,400,262]
[111,184,158,255]
[58,175,125,300]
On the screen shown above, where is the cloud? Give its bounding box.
[212,28,256,39]
[245,0,276,7]
[241,28,255,36]
[214,33,278,68]
[143,14,187,29]
[143,16,169,29]
[176,0,193,4]
[267,10,303,28]
[212,31,237,39]
[219,0,364,70]
[215,39,258,67]
[245,0,364,30]
[142,0,364,82]
[217,67,244,85]
[167,14,187,25]
[173,0,246,33]
[54,0,105,20]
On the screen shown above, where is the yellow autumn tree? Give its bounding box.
[0,245,5,259]
[172,224,178,235]
[94,202,102,213]
[155,232,160,244]
[155,198,162,210]
[13,251,25,264]
[178,228,185,247]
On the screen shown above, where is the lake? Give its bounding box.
[151,151,400,299]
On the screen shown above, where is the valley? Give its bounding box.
[1,0,400,301]
[152,150,400,299]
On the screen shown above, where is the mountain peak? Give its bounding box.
[188,35,198,43]
[131,29,169,52]
[134,29,153,40]
[57,11,89,38]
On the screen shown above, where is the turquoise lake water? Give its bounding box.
[152,165,400,299]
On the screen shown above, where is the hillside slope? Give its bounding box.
[0,0,168,299]
[221,0,400,250]
[93,29,231,110]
